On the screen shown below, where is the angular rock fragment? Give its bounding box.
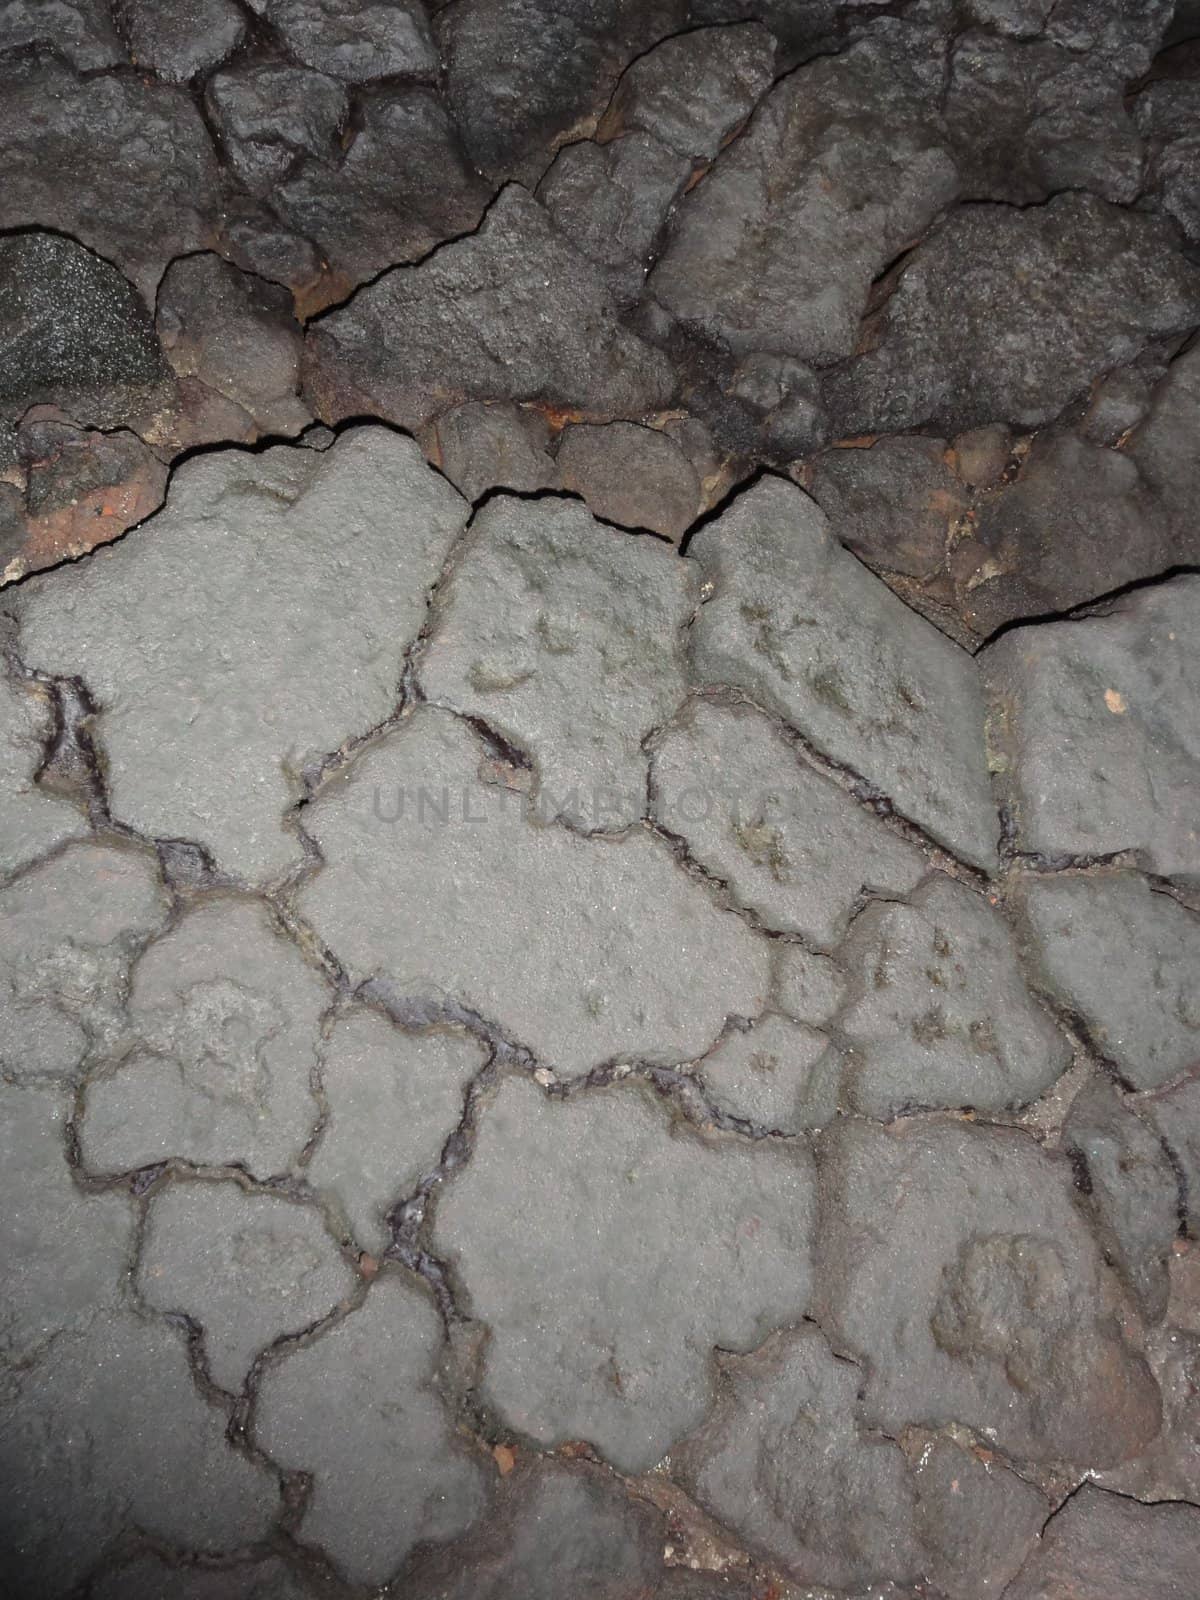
[1062,1076,1180,1321]
[137,1182,357,1392]
[772,944,846,1026]
[79,898,331,1177]
[984,577,1200,881]
[555,421,701,541]
[205,59,349,198]
[299,709,768,1076]
[418,494,695,829]
[650,39,959,365]
[687,477,999,871]
[2,1312,279,1599]
[253,1275,487,1585]
[14,430,469,880]
[153,254,312,447]
[306,1009,485,1253]
[432,1076,815,1471]
[87,1555,320,1600]
[246,0,439,81]
[597,23,776,160]
[0,842,169,1080]
[0,61,221,303]
[303,186,676,433]
[649,700,929,946]
[806,435,965,581]
[827,194,1200,436]
[1013,872,1200,1088]
[422,401,559,502]
[837,873,1071,1117]
[699,1014,840,1132]
[0,233,172,431]
[672,1324,1046,1594]
[114,0,247,82]
[0,1081,131,1366]
[0,674,87,880]
[1004,1482,1200,1600]
[814,1117,1161,1467]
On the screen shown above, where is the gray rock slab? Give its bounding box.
[1012,871,1200,1089]
[432,1075,815,1472]
[554,421,702,542]
[298,708,769,1076]
[1062,1075,1180,1322]
[114,0,247,81]
[649,699,931,945]
[14,429,469,881]
[984,578,1200,882]
[1003,1482,1200,1600]
[813,1117,1162,1468]
[418,493,696,829]
[687,477,999,871]
[0,842,169,1082]
[306,1008,485,1254]
[422,401,559,503]
[303,185,677,433]
[650,39,959,365]
[253,1274,487,1586]
[0,1081,132,1367]
[837,873,1071,1117]
[79,898,331,1177]
[772,944,846,1026]
[246,0,439,80]
[1142,1074,1200,1235]
[137,1181,357,1392]
[826,193,1200,437]
[2,1311,279,1600]
[0,672,86,880]
[698,1014,840,1132]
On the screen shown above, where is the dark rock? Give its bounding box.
[303,185,677,433]
[555,420,701,540]
[0,60,221,304]
[597,22,776,160]
[1127,342,1200,532]
[1136,77,1200,244]
[1003,1483,1200,1600]
[273,86,491,285]
[114,0,247,82]
[245,0,439,80]
[205,59,349,198]
[216,204,329,312]
[952,423,1013,487]
[726,352,828,457]
[87,1555,323,1600]
[650,37,959,366]
[422,401,559,501]
[0,232,172,430]
[0,0,124,70]
[1062,1074,1180,1321]
[806,435,965,580]
[826,193,1200,437]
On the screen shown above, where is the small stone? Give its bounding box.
[649,700,929,947]
[137,1181,357,1392]
[423,402,559,503]
[837,873,1071,1117]
[807,435,965,581]
[772,945,846,1026]
[0,674,87,879]
[687,476,999,871]
[245,0,439,80]
[418,493,696,829]
[253,1275,487,1585]
[79,899,331,1177]
[432,1075,815,1472]
[984,576,1200,882]
[952,423,1013,488]
[114,0,247,82]
[1012,871,1200,1088]
[205,59,349,198]
[699,1014,840,1132]
[306,1009,486,1254]
[554,421,702,541]
[1004,1483,1200,1600]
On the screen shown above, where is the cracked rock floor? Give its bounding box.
[3,3,1200,1598]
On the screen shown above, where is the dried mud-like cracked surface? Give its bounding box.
[2,2,1200,1597]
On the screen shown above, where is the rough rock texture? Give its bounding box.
[0,672,86,878]
[985,577,1200,882]
[554,420,702,541]
[651,39,959,365]
[247,0,439,81]
[298,708,769,1076]
[418,494,695,827]
[1143,1075,1200,1235]
[806,435,967,581]
[649,700,929,946]
[306,1008,485,1253]
[836,872,1071,1117]
[432,1076,815,1472]
[204,59,349,198]
[253,1275,487,1585]
[303,186,677,432]
[1004,1482,1200,1599]
[0,0,125,68]
[115,0,247,81]
[79,898,330,1176]
[688,477,999,870]
[772,944,846,1025]
[136,1181,357,1391]
[1013,872,1200,1088]
[814,1118,1162,1467]
[86,1555,321,1600]
[827,194,1200,437]
[14,430,469,880]
[698,1013,840,1132]
[422,401,559,502]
